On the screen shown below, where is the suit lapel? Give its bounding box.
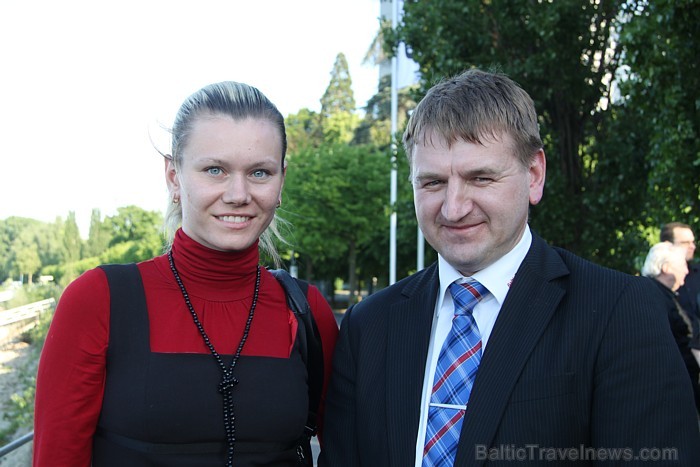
[386,264,439,467]
[455,234,569,465]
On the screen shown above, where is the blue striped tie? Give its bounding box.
[422,280,488,467]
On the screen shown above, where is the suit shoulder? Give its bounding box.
[348,265,436,318]
[550,246,662,305]
[553,246,639,283]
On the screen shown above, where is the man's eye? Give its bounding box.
[474,177,493,184]
[252,170,269,178]
[206,167,223,176]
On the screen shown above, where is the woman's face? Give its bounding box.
[166,115,285,252]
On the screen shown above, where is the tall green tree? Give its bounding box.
[320,52,356,118]
[63,211,83,263]
[0,217,43,283]
[354,74,418,147]
[286,108,323,152]
[106,206,163,247]
[319,53,360,144]
[617,0,700,230]
[283,143,389,301]
[84,209,113,258]
[12,232,41,284]
[34,217,70,267]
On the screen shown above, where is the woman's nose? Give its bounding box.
[221,175,251,205]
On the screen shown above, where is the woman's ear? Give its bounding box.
[165,157,180,200]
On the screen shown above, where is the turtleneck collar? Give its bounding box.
[168,228,260,300]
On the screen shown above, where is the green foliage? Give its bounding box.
[0,305,53,445]
[63,211,82,263]
[617,0,700,233]
[106,205,164,247]
[320,53,356,119]
[84,208,113,257]
[286,108,323,153]
[354,75,418,147]
[0,384,35,445]
[1,206,164,288]
[283,143,390,295]
[0,217,45,283]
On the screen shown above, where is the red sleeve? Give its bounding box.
[306,285,339,442]
[33,268,110,467]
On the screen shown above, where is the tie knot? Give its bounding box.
[448,280,488,316]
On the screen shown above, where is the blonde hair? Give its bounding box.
[163,81,289,266]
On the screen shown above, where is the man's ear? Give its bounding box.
[661,262,671,275]
[528,149,546,205]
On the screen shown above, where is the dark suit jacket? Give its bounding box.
[319,234,700,466]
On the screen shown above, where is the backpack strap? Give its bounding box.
[269,269,324,439]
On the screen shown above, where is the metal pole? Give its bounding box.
[0,431,33,457]
[389,0,399,285]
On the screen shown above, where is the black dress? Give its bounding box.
[92,264,308,466]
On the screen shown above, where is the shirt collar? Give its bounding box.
[437,226,532,313]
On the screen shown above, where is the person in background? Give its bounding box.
[319,69,700,466]
[33,81,338,467]
[642,241,700,415]
[661,222,700,365]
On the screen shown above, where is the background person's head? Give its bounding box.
[641,241,689,291]
[163,81,288,264]
[660,222,696,262]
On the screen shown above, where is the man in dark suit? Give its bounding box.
[318,69,700,466]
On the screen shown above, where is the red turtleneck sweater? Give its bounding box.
[33,229,338,466]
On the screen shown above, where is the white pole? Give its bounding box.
[389,0,399,285]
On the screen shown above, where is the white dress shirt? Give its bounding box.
[413,227,532,465]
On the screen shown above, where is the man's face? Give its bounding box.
[673,227,696,262]
[411,131,545,276]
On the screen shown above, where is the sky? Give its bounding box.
[0,0,384,238]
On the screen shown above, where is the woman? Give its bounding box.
[33,81,339,466]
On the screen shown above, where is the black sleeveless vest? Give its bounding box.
[92,264,308,466]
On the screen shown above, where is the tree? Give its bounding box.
[12,242,41,285]
[286,108,323,152]
[84,209,113,258]
[319,53,360,144]
[105,205,164,250]
[63,211,82,263]
[354,74,418,147]
[320,53,356,118]
[617,0,700,230]
[283,143,390,302]
[0,217,43,283]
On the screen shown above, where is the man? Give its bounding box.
[661,222,700,354]
[641,241,700,413]
[319,70,700,466]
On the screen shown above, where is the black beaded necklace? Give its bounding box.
[167,250,261,467]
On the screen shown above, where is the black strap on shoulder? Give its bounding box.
[269,269,324,438]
